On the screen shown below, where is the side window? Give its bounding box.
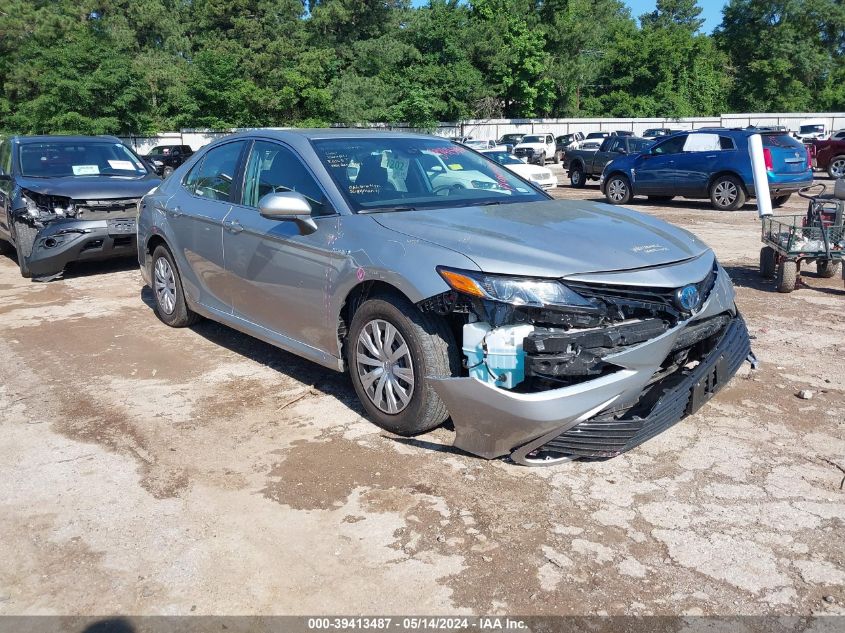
[241,141,329,216]
[652,135,688,155]
[607,138,621,152]
[185,141,245,201]
[0,140,10,174]
[719,136,736,150]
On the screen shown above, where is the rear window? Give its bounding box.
[762,134,803,149]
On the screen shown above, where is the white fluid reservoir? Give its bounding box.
[462,322,535,389]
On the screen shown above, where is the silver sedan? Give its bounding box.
[137,130,752,465]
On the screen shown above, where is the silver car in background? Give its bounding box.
[137,130,752,465]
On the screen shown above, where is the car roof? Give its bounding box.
[13,134,123,144]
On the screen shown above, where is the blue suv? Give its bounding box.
[600,129,813,210]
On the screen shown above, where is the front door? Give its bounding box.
[223,139,339,353]
[633,134,687,195]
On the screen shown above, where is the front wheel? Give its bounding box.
[12,219,36,278]
[553,151,561,164]
[605,174,632,205]
[759,246,776,279]
[347,293,459,436]
[538,153,546,166]
[150,245,201,327]
[710,175,746,211]
[817,259,841,278]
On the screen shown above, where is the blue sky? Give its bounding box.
[625,0,726,33]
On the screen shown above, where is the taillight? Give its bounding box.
[807,150,812,169]
[763,147,773,171]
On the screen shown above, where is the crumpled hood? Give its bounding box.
[16,174,161,200]
[372,199,712,278]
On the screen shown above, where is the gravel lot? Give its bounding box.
[1,167,843,616]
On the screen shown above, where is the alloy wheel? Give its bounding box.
[713,180,738,208]
[831,159,845,179]
[154,257,177,315]
[355,319,415,415]
[608,178,627,202]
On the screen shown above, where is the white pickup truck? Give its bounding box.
[513,133,560,165]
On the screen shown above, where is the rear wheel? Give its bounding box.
[569,165,586,188]
[827,156,845,179]
[150,245,201,327]
[817,259,841,278]
[772,193,792,207]
[12,219,36,278]
[347,293,459,436]
[710,175,746,211]
[776,259,798,293]
[605,174,632,205]
[759,246,776,279]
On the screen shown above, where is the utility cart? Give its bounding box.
[759,183,845,292]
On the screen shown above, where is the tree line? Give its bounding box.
[0,0,843,135]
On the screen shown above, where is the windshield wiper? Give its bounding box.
[359,206,417,213]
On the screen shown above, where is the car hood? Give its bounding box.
[371,199,711,278]
[15,174,161,200]
[514,143,546,150]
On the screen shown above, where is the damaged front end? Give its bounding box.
[419,253,753,465]
[13,190,140,279]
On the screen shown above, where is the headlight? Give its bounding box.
[23,194,41,218]
[437,267,594,308]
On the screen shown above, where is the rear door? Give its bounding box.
[633,134,686,195]
[672,133,723,196]
[0,139,11,239]
[166,140,248,314]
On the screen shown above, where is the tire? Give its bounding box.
[772,193,792,208]
[827,156,845,179]
[605,174,632,205]
[709,174,746,211]
[776,259,797,293]
[539,153,546,166]
[12,219,36,278]
[569,165,586,188]
[150,245,201,327]
[553,151,561,164]
[648,195,675,202]
[0,237,12,256]
[817,259,841,278]
[347,293,460,436]
[759,246,776,279]
[162,166,175,178]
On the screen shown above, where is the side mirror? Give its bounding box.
[258,191,318,234]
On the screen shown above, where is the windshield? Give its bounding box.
[483,151,523,165]
[522,135,544,143]
[499,134,523,142]
[149,146,173,155]
[586,132,606,139]
[800,125,824,134]
[19,142,148,178]
[762,133,804,149]
[312,137,547,213]
[464,140,489,149]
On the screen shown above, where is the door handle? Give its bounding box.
[223,219,243,234]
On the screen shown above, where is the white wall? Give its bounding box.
[120,113,845,152]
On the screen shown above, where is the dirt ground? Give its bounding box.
[0,168,843,617]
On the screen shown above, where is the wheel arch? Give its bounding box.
[336,280,418,368]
